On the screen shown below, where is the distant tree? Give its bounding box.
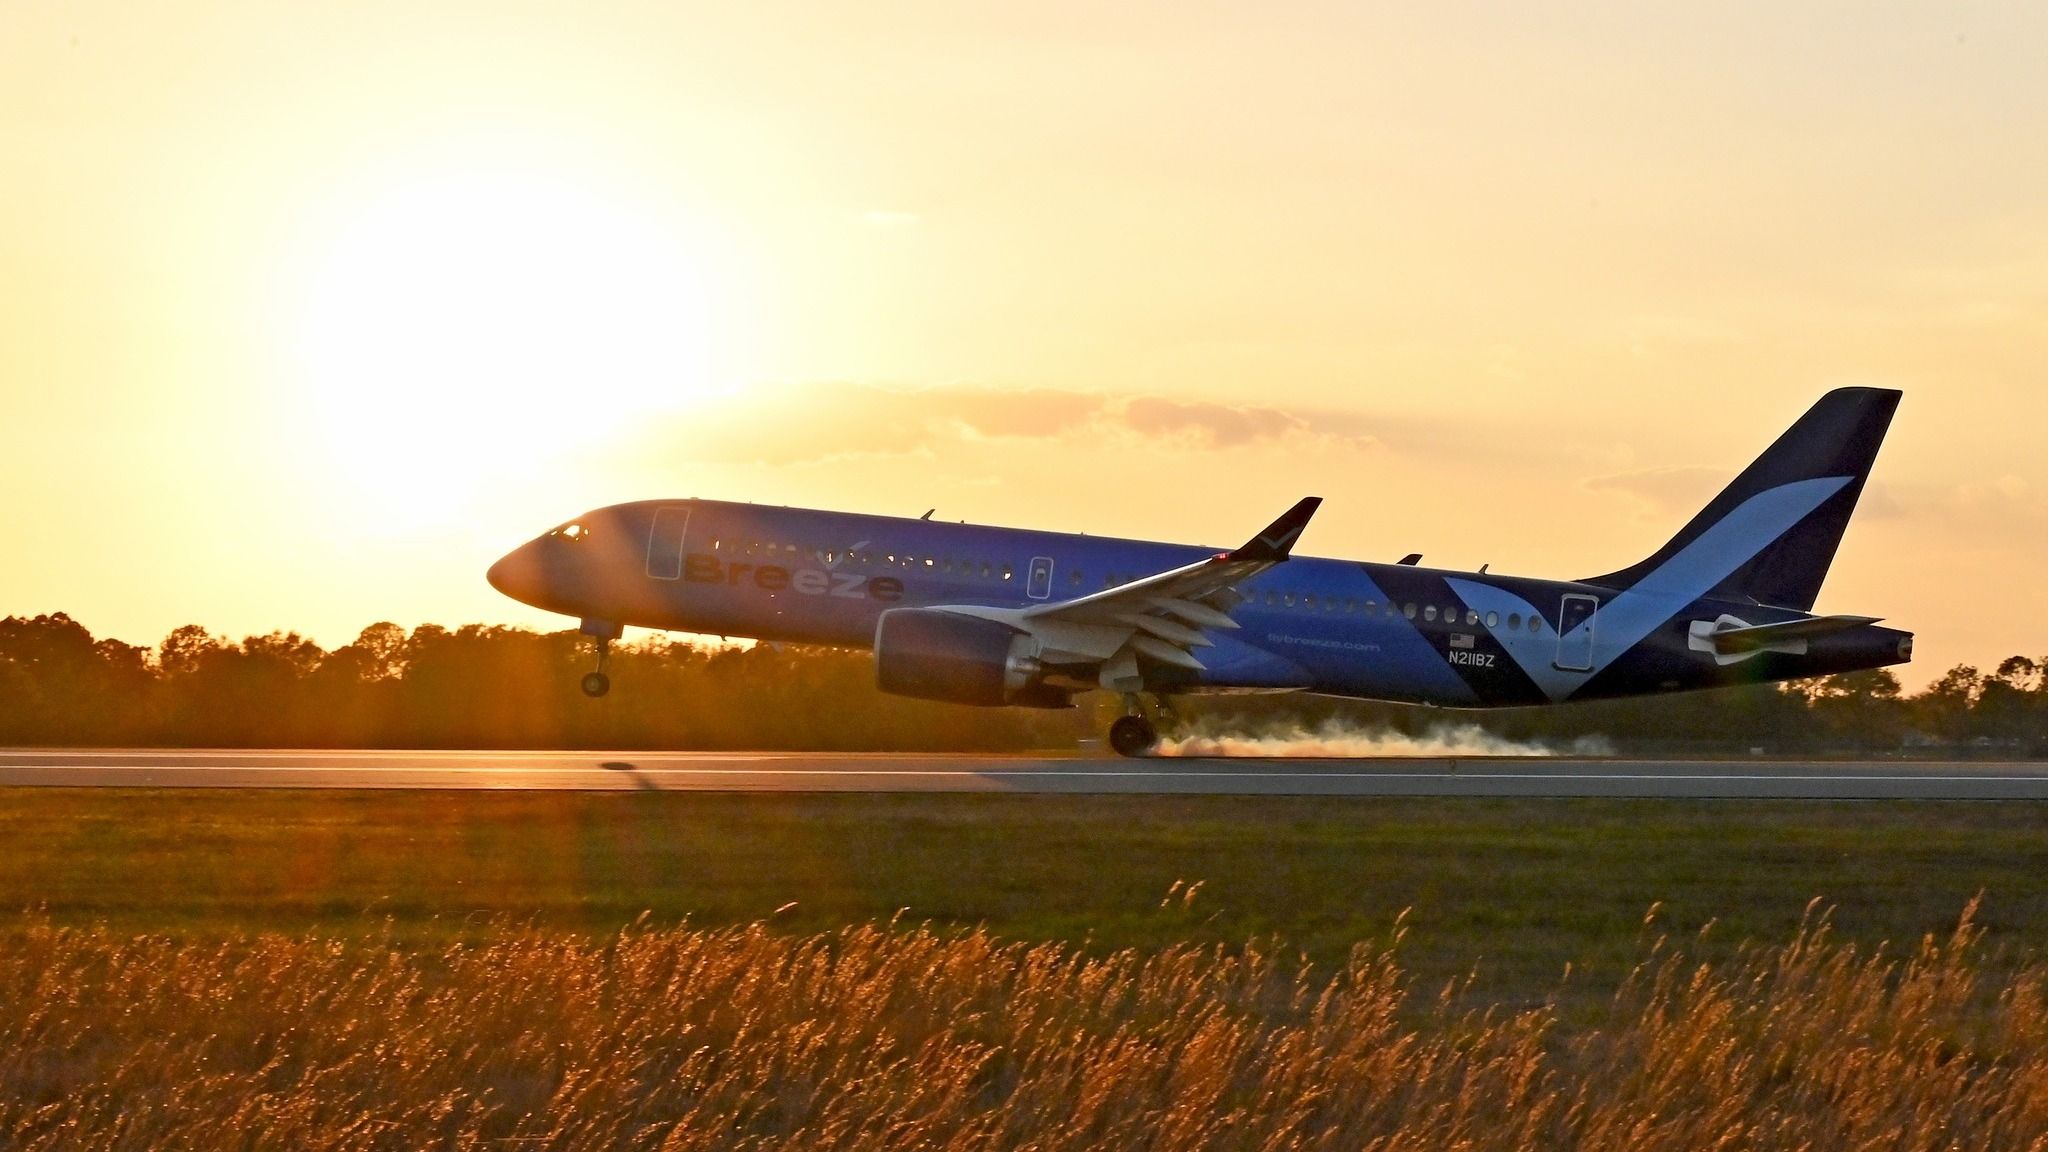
[1797,669,1906,751]
[157,624,220,680]
[4,612,2047,753]
[0,614,163,743]
[1915,665,1983,746]
[1975,656,2045,748]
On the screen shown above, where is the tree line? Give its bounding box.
[1,612,2044,753]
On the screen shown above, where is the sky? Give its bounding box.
[3,1,2045,686]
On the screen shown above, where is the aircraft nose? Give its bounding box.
[486,542,547,607]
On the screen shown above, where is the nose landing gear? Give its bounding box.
[580,656,610,699]
[579,619,622,699]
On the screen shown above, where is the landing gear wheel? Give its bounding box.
[1108,715,1158,758]
[579,630,615,699]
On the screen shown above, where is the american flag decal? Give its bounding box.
[1449,633,1475,649]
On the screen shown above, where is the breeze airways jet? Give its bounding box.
[489,388,1912,756]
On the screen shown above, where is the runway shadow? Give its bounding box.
[599,761,661,791]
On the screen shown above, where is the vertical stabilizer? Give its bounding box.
[1582,388,1900,610]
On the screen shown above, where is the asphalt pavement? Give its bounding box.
[3,749,2046,798]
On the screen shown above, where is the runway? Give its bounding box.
[3,749,2048,798]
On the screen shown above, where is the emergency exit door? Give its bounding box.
[1554,594,1598,672]
[1026,556,1055,600]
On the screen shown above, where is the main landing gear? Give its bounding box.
[1108,714,1157,758]
[579,618,622,699]
[1107,693,1179,758]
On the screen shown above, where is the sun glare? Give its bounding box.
[294,169,716,530]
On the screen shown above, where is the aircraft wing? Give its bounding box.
[975,498,1320,682]
[1029,495,1316,617]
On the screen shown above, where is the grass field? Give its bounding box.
[3,789,2046,1002]
[7,790,2048,1148]
[8,911,2047,1150]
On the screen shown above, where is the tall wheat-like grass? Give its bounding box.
[1,903,2043,1150]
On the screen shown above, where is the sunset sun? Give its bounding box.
[293,168,716,528]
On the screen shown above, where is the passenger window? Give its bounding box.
[1001,565,1014,580]
[980,562,991,578]
[1424,606,1438,622]
[1363,600,1376,615]
[1069,570,1083,584]
[1530,615,1544,633]
[1466,610,1479,626]
[1403,603,1417,619]
[1265,592,1278,606]
[1508,613,1521,630]
[1486,611,1499,628]
[1304,595,1317,610]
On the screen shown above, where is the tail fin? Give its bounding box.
[1583,388,1900,611]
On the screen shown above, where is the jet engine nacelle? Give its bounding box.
[873,608,1065,708]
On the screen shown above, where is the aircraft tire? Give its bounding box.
[580,671,611,698]
[1108,715,1157,758]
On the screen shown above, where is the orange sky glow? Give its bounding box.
[5,2,2046,687]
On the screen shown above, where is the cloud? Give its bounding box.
[660,383,1381,467]
[1887,476,2048,532]
[1583,466,1729,516]
[1586,467,2037,531]
[1120,396,1307,447]
[922,387,1104,441]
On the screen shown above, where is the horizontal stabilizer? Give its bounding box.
[1703,614,1880,655]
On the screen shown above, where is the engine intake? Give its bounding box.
[874,609,1059,707]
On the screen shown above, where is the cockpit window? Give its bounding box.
[553,522,591,543]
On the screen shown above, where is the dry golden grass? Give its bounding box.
[2,903,2045,1150]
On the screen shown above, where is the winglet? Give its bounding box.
[1230,497,1321,562]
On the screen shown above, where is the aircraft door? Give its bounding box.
[1026,556,1055,600]
[646,506,690,580]
[1554,594,1598,672]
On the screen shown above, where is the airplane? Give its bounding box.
[488,387,1912,756]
